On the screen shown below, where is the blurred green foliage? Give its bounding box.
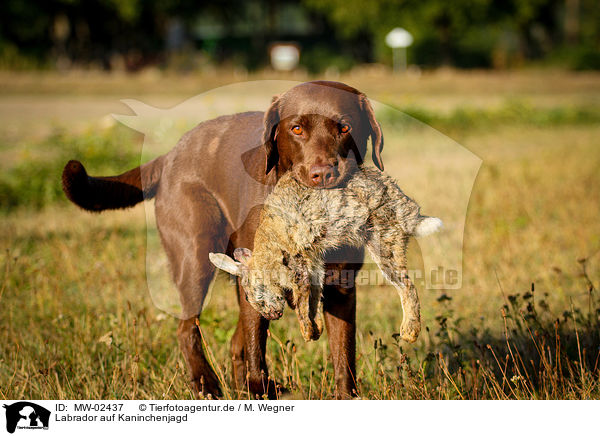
[303,0,600,69]
[378,100,600,133]
[0,126,140,212]
[0,0,598,71]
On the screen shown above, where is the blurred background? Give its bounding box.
[2,0,599,72]
[1,0,599,400]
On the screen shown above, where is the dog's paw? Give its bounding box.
[415,217,443,237]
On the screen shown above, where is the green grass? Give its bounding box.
[1,71,599,399]
[1,207,598,399]
[379,100,600,135]
[0,125,141,212]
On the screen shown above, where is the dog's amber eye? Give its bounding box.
[340,124,351,134]
[291,125,303,135]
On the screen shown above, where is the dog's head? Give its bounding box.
[263,81,384,188]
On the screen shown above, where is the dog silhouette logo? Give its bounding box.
[2,402,50,433]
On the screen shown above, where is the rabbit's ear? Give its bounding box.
[233,247,253,266]
[209,253,242,276]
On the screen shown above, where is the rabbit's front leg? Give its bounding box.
[366,234,421,343]
[395,270,421,343]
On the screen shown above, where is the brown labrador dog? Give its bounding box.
[62,80,384,399]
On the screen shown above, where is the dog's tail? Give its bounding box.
[62,156,165,212]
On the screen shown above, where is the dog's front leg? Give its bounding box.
[322,246,363,399]
[323,283,358,399]
[235,277,282,399]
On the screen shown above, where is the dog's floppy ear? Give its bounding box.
[209,252,243,276]
[263,95,281,175]
[360,95,384,171]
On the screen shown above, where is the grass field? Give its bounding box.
[1,69,599,399]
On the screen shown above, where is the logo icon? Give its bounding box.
[3,402,50,433]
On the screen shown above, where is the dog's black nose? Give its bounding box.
[309,164,338,187]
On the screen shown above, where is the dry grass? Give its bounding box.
[1,71,599,399]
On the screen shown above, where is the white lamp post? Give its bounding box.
[385,28,413,73]
[270,43,300,72]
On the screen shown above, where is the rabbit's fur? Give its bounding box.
[210,166,442,342]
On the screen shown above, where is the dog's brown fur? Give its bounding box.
[62,81,384,399]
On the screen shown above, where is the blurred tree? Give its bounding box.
[0,0,598,70]
[0,0,203,70]
[302,0,599,68]
[303,0,498,67]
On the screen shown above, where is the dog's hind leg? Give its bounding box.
[176,318,222,398]
[155,183,227,398]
